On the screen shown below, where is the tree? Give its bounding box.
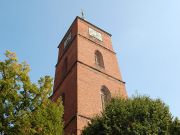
[170,117,180,135]
[0,51,64,135]
[82,95,179,135]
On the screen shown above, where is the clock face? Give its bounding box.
[89,28,103,41]
[64,32,72,48]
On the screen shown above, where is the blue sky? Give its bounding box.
[0,0,179,118]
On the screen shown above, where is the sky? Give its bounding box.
[0,0,179,118]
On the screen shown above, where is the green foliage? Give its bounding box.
[82,95,179,135]
[0,51,64,135]
[170,117,180,135]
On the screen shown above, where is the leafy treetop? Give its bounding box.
[0,51,64,135]
[82,95,180,135]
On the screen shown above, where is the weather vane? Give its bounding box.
[81,9,85,20]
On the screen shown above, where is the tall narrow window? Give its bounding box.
[100,86,111,110]
[62,93,65,107]
[62,57,68,78]
[95,50,105,68]
[61,93,65,119]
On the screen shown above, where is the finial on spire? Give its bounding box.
[81,9,85,20]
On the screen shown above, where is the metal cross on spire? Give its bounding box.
[81,9,85,20]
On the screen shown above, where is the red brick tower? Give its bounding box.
[52,17,127,135]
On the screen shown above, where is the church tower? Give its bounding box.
[52,17,127,135]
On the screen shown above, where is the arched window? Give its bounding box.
[100,86,111,110]
[62,57,68,78]
[95,50,105,68]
